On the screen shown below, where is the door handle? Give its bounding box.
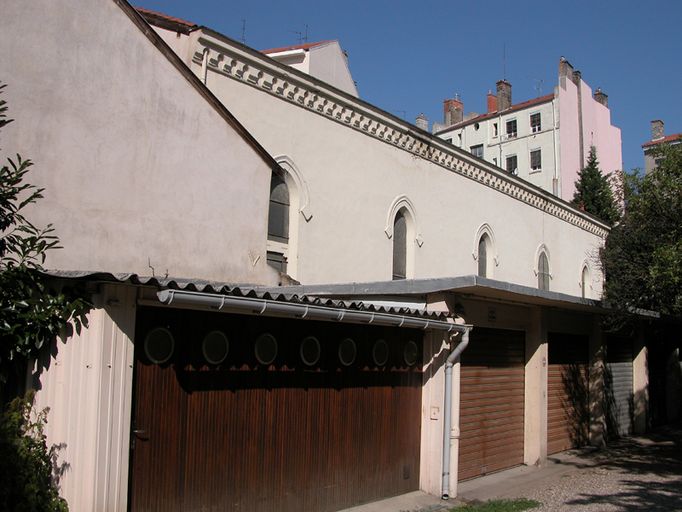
[133,429,149,440]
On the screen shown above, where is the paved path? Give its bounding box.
[458,425,682,511]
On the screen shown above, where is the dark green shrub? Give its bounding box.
[0,391,68,511]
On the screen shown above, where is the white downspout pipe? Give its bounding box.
[442,328,471,500]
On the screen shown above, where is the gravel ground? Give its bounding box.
[523,427,682,511]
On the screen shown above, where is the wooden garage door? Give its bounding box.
[129,307,423,512]
[605,336,633,437]
[459,328,525,481]
[547,333,589,455]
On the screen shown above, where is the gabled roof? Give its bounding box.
[134,6,197,34]
[261,40,334,55]
[435,94,555,135]
[124,2,277,170]
[642,133,682,148]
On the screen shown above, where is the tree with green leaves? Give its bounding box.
[602,143,682,318]
[572,146,620,225]
[0,84,90,396]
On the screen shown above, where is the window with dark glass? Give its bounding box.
[530,149,542,171]
[530,113,541,133]
[538,252,550,291]
[392,210,407,280]
[470,144,484,158]
[478,235,489,277]
[267,173,289,243]
[506,119,517,138]
[506,154,518,174]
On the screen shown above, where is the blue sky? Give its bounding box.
[135,0,682,172]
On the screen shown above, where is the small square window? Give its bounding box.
[506,155,518,174]
[530,149,542,171]
[530,113,541,133]
[506,119,517,138]
[470,144,484,158]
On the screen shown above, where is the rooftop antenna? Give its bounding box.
[304,24,309,43]
[534,79,544,95]
[241,19,246,44]
[503,43,507,80]
[293,30,303,44]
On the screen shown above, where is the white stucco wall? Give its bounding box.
[309,42,359,97]
[188,32,606,297]
[439,100,559,194]
[0,0,276,286]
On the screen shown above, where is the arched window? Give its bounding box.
[392,209,407,280]
[267,172,289,272]
[581,265,589,298]
[538,252,550,291]
[478,234,490,277]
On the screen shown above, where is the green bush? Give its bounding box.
[0,391,68,511]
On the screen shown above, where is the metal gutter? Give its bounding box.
[154,289,467,332]
[441,328,472,500]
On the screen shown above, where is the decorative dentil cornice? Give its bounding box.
[192,34,609,239]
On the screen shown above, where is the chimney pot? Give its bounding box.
[593,88,608,107]
[496,80,512,111]
[416,113,429,131]
[443,97,464,126]
[487,91,497,113]
[651,120,665,141]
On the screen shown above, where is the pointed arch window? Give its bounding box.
[268,173,289,243]
[538,252,550,291]
[267,172,289,272]
[392,209,407,280]
[581,265,589,298]
[478,234,490,277]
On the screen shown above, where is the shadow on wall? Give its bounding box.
[561,363,590,448]
[603,362,634,440]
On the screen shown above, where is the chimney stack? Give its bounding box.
[487,91,497,113]
[496,80,511,111]
[415,113,429,132]
[443,96,464,126]
[651,120,665,141]
[571,70,582,86]
[593,88,608,107]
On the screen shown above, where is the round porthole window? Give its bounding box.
[202,330,229,365]
[300,336,321,366]
[338,338,357,367]
[144,327,174,364]
[403,341,419,366]
[255,333,278,365]
[372,339,389,367]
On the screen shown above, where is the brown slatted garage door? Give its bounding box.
[547,333,589,454]
[129,307,423,512]
[459,328,525,481]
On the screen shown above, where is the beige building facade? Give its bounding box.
[0,1,653,511]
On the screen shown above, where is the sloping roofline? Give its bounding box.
[262,40,335,54]
[435,94,555,135]
[642,133,682,148]
[118,1,279,170]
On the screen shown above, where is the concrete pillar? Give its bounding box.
[632,329,649,434]
[588,318,606,447]
[419,329,448,497]
[524,307,547,465]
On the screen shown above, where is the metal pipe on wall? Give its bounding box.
[442,328,471,500]
[155,289,468,333]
